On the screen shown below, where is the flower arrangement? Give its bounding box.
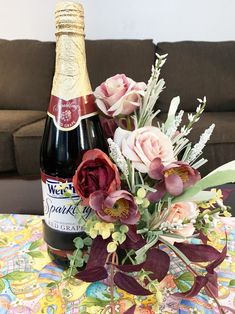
[55,54,235,314]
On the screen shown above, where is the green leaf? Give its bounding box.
[74,258,84,268]
[229,279,235,287]
[29,239,42,251]
[73,237,84,249]
[83,237,92,246]
[189,190,217,203]
[164,96,180,130]
[0,278,5,293]
[174,272,194,293]
[5,271,32,281]
[27,251,44,258]
[120,225,129,233]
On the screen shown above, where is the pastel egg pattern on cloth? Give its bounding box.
[0,214,234,313]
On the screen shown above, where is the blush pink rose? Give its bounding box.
[114,126,175,173]
[162,202,199,244]
[94,74,146,117]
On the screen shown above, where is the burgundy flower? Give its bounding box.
[89,190,140,224]
[148,158,201,201]
[73,149,121,206]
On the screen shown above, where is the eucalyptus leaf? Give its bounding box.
[83,237,92,246]
[73,237,84,249]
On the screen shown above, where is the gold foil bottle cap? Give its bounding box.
[55,1,84,35]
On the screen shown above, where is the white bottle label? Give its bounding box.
[41,173,91,233]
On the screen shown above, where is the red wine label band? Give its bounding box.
[48,94,98,131]
[41,171,91,233]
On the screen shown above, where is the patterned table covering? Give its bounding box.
[0,214,234,313]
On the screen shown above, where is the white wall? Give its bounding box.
[0,0,235,42]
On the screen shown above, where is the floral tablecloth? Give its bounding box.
[0,214,234,313]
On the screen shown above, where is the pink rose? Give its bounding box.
[162,202,198,244]
[94,74,146,117]
[114,126,175,173]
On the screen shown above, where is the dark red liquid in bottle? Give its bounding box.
[40,112,106,252]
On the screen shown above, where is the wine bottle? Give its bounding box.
[40,1,106,261]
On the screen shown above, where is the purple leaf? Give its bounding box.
[75,266,108,282]
[121,225,146,250]
[206,241,227,274]
[174,275,208,298]
[86,236,110,269]
[117,262,145,273]
[123,305,136,314]
[143,248,170,282]
[114,272,152,296]
[197,231,208,244]
[175,243,220,262]
[205,272,218,298]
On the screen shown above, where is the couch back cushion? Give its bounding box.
[86,39,155,89]
[156,41,235,112]
[0,39,55,111]
[0,39,155,111]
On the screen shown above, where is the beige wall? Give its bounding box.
[0,0,234,42]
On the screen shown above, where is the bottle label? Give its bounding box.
[41,172,91,233]
[48,94,98,131]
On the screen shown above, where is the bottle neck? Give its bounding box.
[51,33,92,100]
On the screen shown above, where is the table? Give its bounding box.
[0,214,234,313]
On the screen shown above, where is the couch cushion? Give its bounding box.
[156,41,235,112]
[0,39,55,111]
[199,143,235,176]
[186,112,235,144]
[0,110,46,172]
[14,118,46,176]
[86,40,155,89]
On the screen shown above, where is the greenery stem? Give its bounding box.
[159,237,225,314]
[109,253,118,314]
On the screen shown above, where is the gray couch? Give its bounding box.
[0,39,234,213]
